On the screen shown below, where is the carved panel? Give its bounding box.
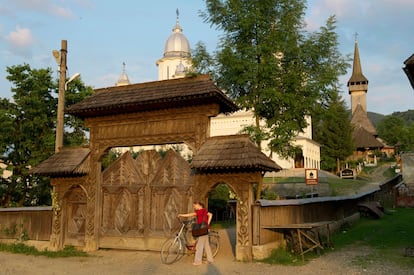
[65,187,87,245]
[49,178,88,250]
[103,151,143,187]
[100,149,194,238]
[85,105,218,152]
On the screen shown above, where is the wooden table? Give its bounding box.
[262,221,333,261]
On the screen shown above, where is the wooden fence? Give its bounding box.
[253,174,402,247]
[0,206,52,241]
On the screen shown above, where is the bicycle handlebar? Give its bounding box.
[177,216,194,225]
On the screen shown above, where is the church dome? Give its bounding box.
[164,13,190,58]
[116,62,130,86]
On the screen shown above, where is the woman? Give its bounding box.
[178,201,214,265]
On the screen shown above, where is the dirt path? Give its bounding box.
[0,228,411,275]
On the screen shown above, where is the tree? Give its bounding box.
[377,116,411,152]
[197,0,349,158]
[313,92,354,173]
[0,64,92,207]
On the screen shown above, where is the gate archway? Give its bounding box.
[191,135,280,260]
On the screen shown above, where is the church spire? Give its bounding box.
[348,34,369,115]
[347,34,368,89]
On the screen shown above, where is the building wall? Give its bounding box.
[156,57,191,80]
[210,110,320,170]
[350,89,367,114]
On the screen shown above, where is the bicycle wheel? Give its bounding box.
[208,232,220,257]
[160,236,183,264]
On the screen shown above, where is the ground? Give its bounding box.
[0,228,412,275]
[0,240,411,275]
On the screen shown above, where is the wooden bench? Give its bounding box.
[263,221,333,261]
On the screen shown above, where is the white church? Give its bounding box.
[114,12,320,171]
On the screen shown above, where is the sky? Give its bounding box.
[0,0,413,115]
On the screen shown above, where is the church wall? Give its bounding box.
[156,57,191,80]
[210,111,320,170]
[351,90,368,114]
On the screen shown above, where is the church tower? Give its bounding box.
[347,38,369,114]
[348,38,377,135]
[156,9,192,80]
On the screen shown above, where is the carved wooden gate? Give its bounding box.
[98,149,194,249]
[35,76,278,260]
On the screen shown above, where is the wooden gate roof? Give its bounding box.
[32,136,281,177]
[191,135,281,173]
[31,147,90,177]
[66,74,238,118]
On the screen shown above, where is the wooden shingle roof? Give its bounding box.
[351,104,377,135]
[352,126,384,149]
[347,41,368,86]
[31,147,90,177]
[191,135,282,173]
[66,75,238,118]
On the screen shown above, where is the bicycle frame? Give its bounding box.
[160,218,219,264]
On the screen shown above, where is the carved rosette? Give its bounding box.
[237,201,249,246]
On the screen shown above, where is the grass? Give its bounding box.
[263,162,398,197]
[0,243,89,258]
[262,207,414,268]
[261,247,303,266]
[264,176,371,197]
[327,177,371,196]
[331,207,414,269]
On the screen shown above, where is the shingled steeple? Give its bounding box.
[348,37,369,114]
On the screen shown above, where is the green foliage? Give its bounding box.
[0,243,88,258]
[262,189,279,200]
[376,115,412,152]
[262,208,414,268]
[0,64,92,207]
[1,220,29,242]
[367,111,385,126]
[261,247,302,265]
[190,41,216,77]
[196,0,349,158]
[390,109,414,125]
[64,77,93,147]
[0,64,56,206]
[101,150,122,171]
[208,183,232,222]
[313,92,354,173]
[209,183,231,201]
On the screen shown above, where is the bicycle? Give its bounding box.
[160,218,220,264]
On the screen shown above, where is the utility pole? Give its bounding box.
[55,40,67,153]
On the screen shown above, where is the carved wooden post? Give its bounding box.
[234,181,254,261]
[84,143,104,251]
[49,182,64,251]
